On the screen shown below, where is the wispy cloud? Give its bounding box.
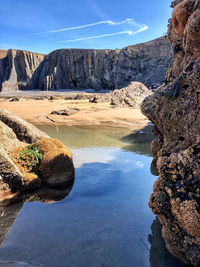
[59,26,148,43]
[58,26,148,43]
[36,18,141,34]
[34,18,148,43]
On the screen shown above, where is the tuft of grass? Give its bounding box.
[19,144,43,169]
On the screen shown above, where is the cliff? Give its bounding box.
[141,0,200,265]
[0,50,44,91]
[0,37,172,91]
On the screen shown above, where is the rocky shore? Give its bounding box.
[141,0,200,265]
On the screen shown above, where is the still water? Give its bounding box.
[0,125,186,267]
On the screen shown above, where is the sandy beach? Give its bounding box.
[0,96,149,129]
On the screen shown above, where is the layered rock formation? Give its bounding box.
[0,37,172,91]
[0,50,44,92]
[141,0,200,265]
[0,109,75,206]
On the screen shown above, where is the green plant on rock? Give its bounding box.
[19,144,43,169]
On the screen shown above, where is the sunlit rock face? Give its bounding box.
[141,0,200,265]
[0,37,172,91]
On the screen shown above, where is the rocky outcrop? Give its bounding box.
[0,50,44,92]
[141,0,200,265]
[0,37,172,91]
[90,82,151,108]
[0,109,75,205]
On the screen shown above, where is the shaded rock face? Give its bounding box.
[0,50,44,92]
[0,108,75,205]
[0,37,172,91]
[141,0,200,265]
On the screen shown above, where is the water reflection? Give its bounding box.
[36,125,153,156]
[0,181,74,247]
[148,218,190,267]
[120,125,154,156]
[0,126,184,266]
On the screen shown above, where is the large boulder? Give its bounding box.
[36,138,75,188]
[0,109,75,206]
[141,0,200,265]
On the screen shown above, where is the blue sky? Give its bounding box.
[0,0,172,54]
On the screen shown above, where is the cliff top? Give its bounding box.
[0,50,8,59]
[0,36,169,57]
[0,49,45,58]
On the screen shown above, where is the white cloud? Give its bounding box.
[36,18,143,34]
[33,18,148,43]
[58,31,134,43]
[56,19,148,43]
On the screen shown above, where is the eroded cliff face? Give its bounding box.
[0,50,44,92]
[0,37,172,91]
[141,0,200,265]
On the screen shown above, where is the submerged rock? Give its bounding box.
[0,108,75,206]
[141,0,200,265]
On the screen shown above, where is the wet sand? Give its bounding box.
[0,97,149,129]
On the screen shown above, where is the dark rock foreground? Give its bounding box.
[141,0,200,265]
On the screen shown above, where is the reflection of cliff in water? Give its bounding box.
[121,125,154,156]
[148,218,189,267]
[37,125,154,156]
[0,203,23,248]
[0,181,74,247]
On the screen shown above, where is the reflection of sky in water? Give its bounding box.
[0,126,184,267]
[72,147,145,170]
[0,148,155,267]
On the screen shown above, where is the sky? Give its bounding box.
[0,0,172,54]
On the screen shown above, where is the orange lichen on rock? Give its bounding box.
[11,138,74,190]
[172,0,194,36]
[36,138,75,188]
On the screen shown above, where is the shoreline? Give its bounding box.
[0,95,149,130]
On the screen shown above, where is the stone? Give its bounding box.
[90,82,151,108]
[0,110,75,205]
[9,97,19,102]
[36,138,75,188]
[50,108,79,116]
[0,108,48,143]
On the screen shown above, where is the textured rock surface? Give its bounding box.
[0,37,172,91]
[141,0,200,265]
[0,108,48,143]
[51,108,79,116]
[36,138,75,188]
[0,109,75,205]
[90,82,151,108]
[0,50,44,92]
